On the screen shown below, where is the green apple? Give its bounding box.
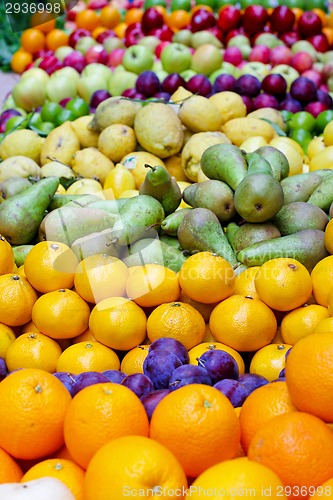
[138,36,161,53]
[254,33,284,49]
[113,64,126,74]
[20,67,49,85]
[81,63,111,82]
[77,75,108,102]
[180,69,197,81]
[103,37,125,54]
[46,75,78,103]
[53,67,80,84]
[190,31,223,49]
[108,71,138,96]
[75,36,98,55]
[240,62,270,80]
[191,44,222,76]
[161,43,192,74]
[12,78,46,112]
[291,41,318,61]
[227,35,252,59]
[122,45,154,75]
[54,46,74,62]
[172,29,192,46]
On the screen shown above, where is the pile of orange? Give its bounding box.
[0,236,333,495]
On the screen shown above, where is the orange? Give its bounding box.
[75,9,100,31]
[21,320,39,333]
[178,252,235,304]
[74,254,129,304]
[100,5,121,28]
[32,289,90,339]
[248,412,333,493]
[56,340,120,374]
[291,7,303,22]
[91,26,107,39]
[325,218,333,254]
[0,447,23,484]
[311,256,333,306]
[84,435,187,500]
[166,9,191,30]
[314,316,333,335]
[0,368,71,460]
[191,4,213,13]
[281,304,330,345]
[126,264,180,307]
[10,49,33,73]
[89,297,147,351]
[124,7,143,25]
[189,457,286,499]
[45,29,69,51]
[54,445,75,462]
[20,28,45,53]
[113,22,127,38]
[150,384,240,478]
[0,236,15,276]
[188,341,245,375]
[311,477,333,499]
[254,258,313,311]
[22,459,85,500]
[72,327,96,344]
[30,12,56,32]
[209,295,277,352]
[202,323,217,342]
[120,345,150,374]
[164,154,189,182]
[327,286,333,316]
[179,290,217,322]
[312,8,327,26]
[147,301,206,350]
[24,241,79,294]
[64,383,149,469]
[0,274,38,326]
[249,343,292,382]
[5,332,62,373]
[323,27,333,46]
[0,323,16,359]
[285,332,333,422]
[239,381,297,452]
[233,265,261,299]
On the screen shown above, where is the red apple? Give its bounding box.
[249,45,271,64]
[39,55,62,75]
[217,5,241,32]
[223,46,243,66]
[291,51,314,74]
[96,30,116,44]
[270,6,295,35]
[125,23,144,47]
[88,0,108,9]
[280,31,301,47]
[207,26,224,42]
[141,8,164,35]
[242,5,269,36]
[305,101,330,117]
[307,34,330,53]
[149,25,174,41]
[63,50,86,72]
[301,69,322,87]
[85,45,108,65]
[190,9,216,33]
[270,45,293,66]
[106,48,126,68]
[155,41,170,58]
[68,29,91,48]
[298,11,323,38]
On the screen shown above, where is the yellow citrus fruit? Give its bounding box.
[307,136,325,161]
[0,324,16,359]
[233,266,261,299]
[311,255,333,306]
[188,341,245,375]
[325,218,333,255]
[310,145,333,171]
[24,241,79,293]
[32,288,90,340]
[21,320,39,333]
[120,345,150,375]
[72,328,96,344]
[56,341,120,374]
[254,258,313,311]
[125,264,180,308]
[5,332,62,372]
[0,236,15,276]
[189,457,286,499]
[89,297,147,351]
[249,343,292,382]
[314,317,333,335]
[209,295,277,352]
[281,304,330,345]
[0,274,38,327]
[324,121,333,146]
[103,163,136,198]
[269,137,303,175]
[178,252,235,304]
[74,254,129,304]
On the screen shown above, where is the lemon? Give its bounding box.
[0,130,43,163]
[179,95,222,133]
[209,91,246,125]
[71,115,99,148]
[0,156,41,182]
[249,343,292,382]
[98,124,137,163]
[72,147,114,184]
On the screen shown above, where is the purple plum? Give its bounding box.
[103,369,127,384]
[141,389,171,420]
[71,371,110,396]
[168,364,211,391]
[238,373,269,394]
[121,373,154,399]
[198,349,239,384]
[143,349,182,389]
[53,372,77,397]
[148,338,189,365]
[214,379,249,407]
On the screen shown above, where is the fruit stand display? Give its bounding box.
[1,0,333,498]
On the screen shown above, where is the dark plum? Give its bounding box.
[279,97,303,113]
[71,371,110,396]
[148,338,189,365]
[0,357,7,381]
[103,369,126,384]
[238,373,269,394]
[162,73,186,95]
[0,108,22,125]
[198,350,239,385]
[90,89,111,108]
[121,373,154,399]
[290,77,318,105]
[122,89,146,100]
[241,95,254,113]
[168,364,211,391]
[261,74,287,97]
[135,70,161,97]
[214,379,249,407]
[213,73,236,93]
[153,91,171,102]
[253,93,279,110]
[190,9,216,33]
[317,90,333,109]
[279,367,286,378]
[143,349,182,389]
[141,389,171,420]
[235,74,261,97]
[186,74,212,96]
[53,372,77,397]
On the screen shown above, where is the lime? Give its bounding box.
[5,116,27,133]
[40,102,63,123]
[37,122,55,135]
[288,111,316,133]
[290,128,312,154]
[304,0,327,10]
[54,109,76,127]
[215,0,236,7]
[315,110,333,134]
[170,0,191,10]
[65,97,90,119]
[29,112,43,129]
[195,0,217,8]
[284,0,304,7]
[144,0,167,8]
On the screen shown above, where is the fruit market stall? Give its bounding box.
[1,0,333,498]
